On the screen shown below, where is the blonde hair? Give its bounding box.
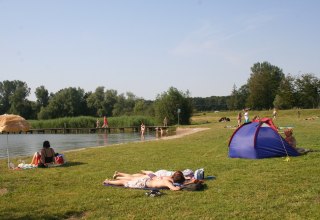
[284,128,293,137]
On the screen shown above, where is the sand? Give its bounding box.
[161,127,210,140]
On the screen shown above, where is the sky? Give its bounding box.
[1,0,320,101]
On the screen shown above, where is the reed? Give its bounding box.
[29,115,157,129]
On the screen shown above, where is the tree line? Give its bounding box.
[1,61,319,123]
[0,83,193,125]
[227,62,320,110]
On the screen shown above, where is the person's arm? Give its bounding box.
[40,149,46,164]
[51,148,56,163]
[182,178,203,186]
[165,180,181,191]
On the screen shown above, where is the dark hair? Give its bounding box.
[43,140,50,148]
[172,171,185,184]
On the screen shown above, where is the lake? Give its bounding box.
[0,132,159,159]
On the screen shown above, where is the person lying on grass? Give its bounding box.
[112,169,194,180]
[103,171,201,191]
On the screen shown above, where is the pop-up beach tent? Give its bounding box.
[228,118,300,159]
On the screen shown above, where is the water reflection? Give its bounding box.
[0,132,156,159]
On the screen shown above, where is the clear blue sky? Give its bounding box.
[1,0,319,100]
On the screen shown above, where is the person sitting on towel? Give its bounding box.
[284,128,310,154]
[38,140,56,168]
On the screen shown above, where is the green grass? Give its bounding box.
[1,109,320,219]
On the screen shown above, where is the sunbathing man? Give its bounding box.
[104,171,196,190]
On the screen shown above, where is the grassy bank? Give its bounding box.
[1,109,320,219]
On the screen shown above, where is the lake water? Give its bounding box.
[0,132,158,159]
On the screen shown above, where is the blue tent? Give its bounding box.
[228,118,300,159]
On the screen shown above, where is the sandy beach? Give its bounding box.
[161,127,210,140]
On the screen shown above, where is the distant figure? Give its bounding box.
[237,112,242,127]
[284,128,310,154]
[140,122,146,137]
[102,116,108,128]
[96,119,100,128]
[244,108,250,123]
[218,117,230,122]
[163,117,168,127]
[297,110,301,118]
[273,108,277,120]
[252,115,260,121]
[160,127,164,137]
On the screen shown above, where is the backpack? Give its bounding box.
[55,154,66,164]
[194,168,204,180]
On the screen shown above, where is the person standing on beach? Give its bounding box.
[163,117,168,127]
[244,109,249,123]
[237,112,242,127]
[272,108,277,120]
[102,116,108,128]
[140,122,146,139]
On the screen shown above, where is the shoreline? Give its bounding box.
[1,127,210,160]
[64,127,210,153]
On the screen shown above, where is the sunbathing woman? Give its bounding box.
[113,169,194,180]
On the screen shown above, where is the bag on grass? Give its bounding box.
[55,154,66,164]
[194,168,204,180]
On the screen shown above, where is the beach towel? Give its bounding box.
[103,183,169,190]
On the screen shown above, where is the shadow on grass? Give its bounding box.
[56,161,87,168]
[0,210,87,220]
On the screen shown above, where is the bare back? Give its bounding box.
[146,177,181,191]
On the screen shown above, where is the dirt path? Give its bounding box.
[161,127,210,140]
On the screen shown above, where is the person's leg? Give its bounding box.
[113,171,145,179]
[103,179,127,186]
[113,171,135,178]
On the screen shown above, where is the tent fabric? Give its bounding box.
[228,119,300,159]
[0,114,30,133]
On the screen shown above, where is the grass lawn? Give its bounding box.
[1,109,320,219]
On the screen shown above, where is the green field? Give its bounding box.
[1,109,320,219]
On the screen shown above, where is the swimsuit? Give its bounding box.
[43,148,54,163]
[125,177,151,188]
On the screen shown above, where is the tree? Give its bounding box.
[295,73,320,108]
[35,85,49,108]
[134,99,145,115]
[247,62,285,109]
[104,89,118,117]
[227,84,239,110]
[38,87,87,119]
[112,92,136,116]
[0,80,31,117]
[237,84,249,110]
[273,74,296,109]
[154,87,193,125]
[86,86,106,117]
